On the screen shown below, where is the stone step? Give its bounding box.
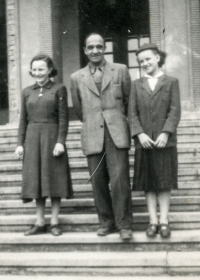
[0,119,200,131]
[0,150,200,164]
[0,143,200,153]
[0,118,199,131]
[0,119,199,131]
[1,212,200,232]
[1,134,200,144]
[0,127,200,141]
[1,156,200,169]
[1,196,200,214]
[0,169,199,182]
[0,230,200,252]
[1,183,200,200]
[0,273,172,280]
[0,151,86,161]
[0,251,200,276]
[0,277,194,280]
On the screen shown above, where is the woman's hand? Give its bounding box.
[155,132,170,148]
[138,133,155,149]
[53,143,65,156]
[15,146,24,159]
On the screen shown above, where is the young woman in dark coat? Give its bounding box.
[15,54,73,236]
[128,43,181,238]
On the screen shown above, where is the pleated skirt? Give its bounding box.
[133,147,178,192]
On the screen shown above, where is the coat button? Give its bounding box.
[100,125,104,128]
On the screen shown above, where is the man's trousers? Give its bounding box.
[87,125,132,230]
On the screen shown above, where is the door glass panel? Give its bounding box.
[128,53,138,67]
[104,54,114,63]
[128,39,138,51]
[140,37,150,46]
[105,41,113,53]
[129,68,140,81]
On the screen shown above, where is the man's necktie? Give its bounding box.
[93,67,103,83]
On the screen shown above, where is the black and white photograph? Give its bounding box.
[0,0,200,279]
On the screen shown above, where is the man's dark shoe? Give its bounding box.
[51,224,62,236]
[146,224,159,237]
[97,227,117,236]
[160,224,171,238]
[24,224,47,236]
[120,229,133,241]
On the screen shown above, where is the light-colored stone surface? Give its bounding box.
[0,277,198,280]
[1,196,200,209]
[1,212,200,225]
[0,251,166,267]
[0,230,200,245]
[168,252,200,266]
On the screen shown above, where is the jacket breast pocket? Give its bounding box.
[113,84,122,99]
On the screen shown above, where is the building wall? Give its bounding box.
[149,0,195,111]
[163,0,192,109]
[5,0,200,124]
[18,0,43,89]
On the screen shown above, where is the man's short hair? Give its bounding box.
[84,33,105,47]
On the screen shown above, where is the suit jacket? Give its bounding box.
[128,74,181,149]
[70,61,131,155]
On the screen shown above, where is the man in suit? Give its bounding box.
[70,33,132,240]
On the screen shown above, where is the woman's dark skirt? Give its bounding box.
[133,146,178,192]
[22,123,73,202]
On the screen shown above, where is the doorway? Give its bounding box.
[78,0,150,80]
[0,0,8,125]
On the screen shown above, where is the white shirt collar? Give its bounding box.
[144,70,164,79]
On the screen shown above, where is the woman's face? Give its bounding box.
[137,50,160,76]
[31,60,52,85]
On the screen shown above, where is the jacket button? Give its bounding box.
[100,125,104,128]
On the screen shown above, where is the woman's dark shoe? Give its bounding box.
[24,224,47,236]
[146,224,159,237]
[51,224,62,236]
[160,223,171,238]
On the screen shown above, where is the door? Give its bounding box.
[0,0,8,125]
[78,0,150,80]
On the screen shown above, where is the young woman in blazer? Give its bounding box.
[128,43,181,238]
[15,54,73,236]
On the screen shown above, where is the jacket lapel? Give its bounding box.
[141,77,152,96]
[141,75,166,97]
[101,62,114,93]
[152,75,165,97]
[81,65,100,96]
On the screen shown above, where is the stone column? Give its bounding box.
[162,0,193,111]
[149,0,195,111]
[6,0,21,123]
[188,0,200,108]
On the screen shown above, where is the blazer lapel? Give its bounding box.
[152,75,165,97]
[141,77,152,96]
[101,62,114,93]
[82,65,100,96]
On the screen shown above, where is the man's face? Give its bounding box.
[84,35,106,66]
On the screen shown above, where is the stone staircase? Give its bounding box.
[0,119,200,277]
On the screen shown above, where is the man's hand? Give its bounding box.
[155,132,170,148]
[138,133,155,149]
[53,143,65,156]
[15,146,24,159]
